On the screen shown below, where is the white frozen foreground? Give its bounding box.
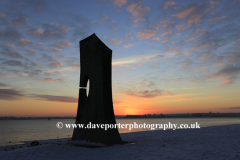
[1,124,240,160]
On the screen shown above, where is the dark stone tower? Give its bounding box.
[72,33,123,145]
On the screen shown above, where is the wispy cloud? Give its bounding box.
[11,17,28,28]
[18,39,33,46]
[3,60,23,67]
[51,41,72,48]
[0,89,24,101]
[103,36,124,45]
[0,12,6,17]
[0,82,9,87]
[112,0,128,7]
[137,30,156,40]
[124,43,133,49]
[127,1,150,23]
[32,94,78,103]
[98,14,108,24]
[209,66,240,84]
[163,1,175,9]
[228,106,240,109]
[31,78,66,83]
[50,61,63,68]
[173,7,195,18]
[120,89,172,98]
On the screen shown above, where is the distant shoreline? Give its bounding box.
[1,113,240,120]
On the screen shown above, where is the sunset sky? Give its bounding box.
[0,0,240,116]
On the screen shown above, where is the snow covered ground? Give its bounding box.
[1,124,240,160]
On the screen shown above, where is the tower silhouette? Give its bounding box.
[72,33,122,145]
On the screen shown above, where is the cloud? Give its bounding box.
[25,69,43,77]
[103,36,124,45]
[52,41,72,48]
[44,71,61,76]
[159,20,175,28]
[113,64,132,69]
[27,23,69,40]
[138,54,165,65]
[70,64,80,69]
[0,89,24,101]
[137,30,156,40]
[124,43,133,49]
[162,39,169,44]
[122,89,164,98]
[7,0,49,13]
[112,0,128,7]
[162,46,169,50]
[43,23,69,33]
[32,78,66,83]
[0,82,9,87]
[208,15,227,22]
[164,1,175,9]
[191,23,239,53]
[39,53,54,62]
[161,32,171,37]
[0,29,22,42]
[31,62,39,66]
[107,20,117,30]
[172,7,195,18]
[27,49,35,54]
[18,39,33,46]
[3,60,23,66]
[206,1,220,12]
[127,1,150,23]
[198,54,213,60]
[113,100,124,105]
[133,18,146,23]
[7,51,23,59]
[7,44,14,48]
[187,14,202,24]
[179,60,194,69]
[50,61,63,68]
[152,37,160,41]
[49,48,62,52]
[193,29,207,37]
[98,14,108,24]
[127,1,150,17]
[11,17,28,28]
[228,106,240,109]
[209,1,220,6]
[210,65,240,84]
[115,72,127,75]
[32,94,77,103]
[228,53,240,63]
[26,28,44,37]
[180,52,192,57]
[184,38,195,43]
[0,12,6,17]
[0,72,7,77]
[176,25,188,31]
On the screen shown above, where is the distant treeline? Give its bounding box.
[125,113,240,118]
[0,116,124,120]
[1,113,240,120]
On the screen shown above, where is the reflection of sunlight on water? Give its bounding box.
[0,118,239,146]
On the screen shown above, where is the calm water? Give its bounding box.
[0,118,239,147]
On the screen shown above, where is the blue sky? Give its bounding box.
[0,0,240,116]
